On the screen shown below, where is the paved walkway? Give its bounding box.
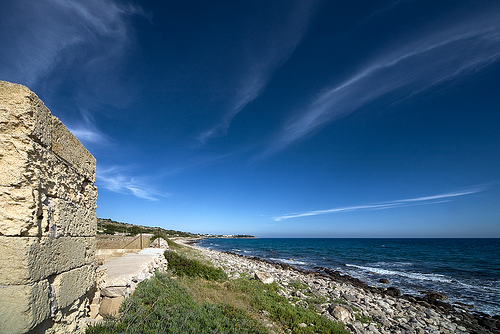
[99,247,168,298]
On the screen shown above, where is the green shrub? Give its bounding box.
[164,250,228,281]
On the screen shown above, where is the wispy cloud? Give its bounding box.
[197,1,320,144]
[263,7,500,156]
[68,126,110,145]
[97,165,169,201]
[273,187,486,221]
[0,0,147,87]
[66,110,112,146]
[1,0,149,149]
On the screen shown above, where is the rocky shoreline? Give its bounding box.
[180,239,499,334]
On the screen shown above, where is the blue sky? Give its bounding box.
[2,0,500,237]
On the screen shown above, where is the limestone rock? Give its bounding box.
[254,271,274,284]
[330,305,353,322]
[0,81,97,334]
[0,280,51,334]
[99,296,125,316]
[293,290,307,298]
[0,236,95,285]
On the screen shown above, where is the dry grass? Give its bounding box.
[180,277,251,310]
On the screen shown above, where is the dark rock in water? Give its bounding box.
[454,302,475,309]
[324,268,372,290]
[385,287,401,297]
[379,278,390,284]
[423,291,448,300]
[434,300,452,312]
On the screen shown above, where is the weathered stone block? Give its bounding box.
[0,81,96,181]
[0,186,38,236]
[51,117,96,182]
[0,80,97,333]
[52,197,97,237]
[99,296,125,316]
[0,136,97,236]
[0,135,94,203]
[0,236,95,285]
[0,81,52,148]
[254,271,274,284]
[52,264,96,309]
[0,136,31,187]
[0,280,51,334]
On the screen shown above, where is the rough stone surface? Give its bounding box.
[331,305,353,322]
[52,264,96,309]
[255,271,274,284]
[0,280,51,334]
[0,81,96,180]
[51,117,96,181]
[0,135,96,237]
[0,236,95,285]
[99,296,125,316]
[0,81,97,334]
[0,81,53,147]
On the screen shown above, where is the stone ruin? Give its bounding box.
[0,81,97,333]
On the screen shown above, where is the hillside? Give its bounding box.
[97,218,255,239]
[97,218,201,238]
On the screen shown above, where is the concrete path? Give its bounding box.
[100,248,168,298]
[91,246,169,318]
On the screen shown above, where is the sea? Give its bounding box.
[196,238,500,316]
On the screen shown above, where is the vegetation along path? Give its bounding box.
[87,238,497,333]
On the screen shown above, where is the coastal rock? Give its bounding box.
[454,301,475,310]
[423,291,448,300]
[379,278,389,284]
[254,271,274,284]
[343,293,359,302]
[330,305,353,322]
[292,290,307,299]
[385,287,401,297]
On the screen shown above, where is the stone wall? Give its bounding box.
[0,81,97,334]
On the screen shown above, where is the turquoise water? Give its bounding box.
[197,238,500,315]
